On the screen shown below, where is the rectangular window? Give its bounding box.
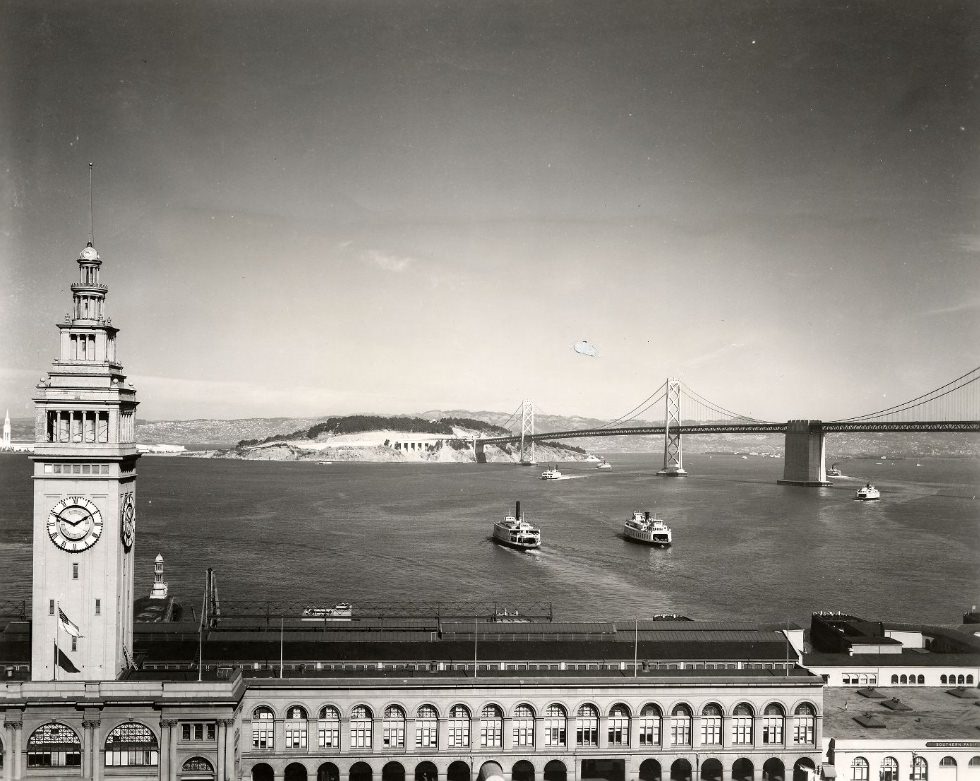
[700,717,721,745]
[71,636,77,652]
[95,599,101,615]
[207,723,216,741]
[194,724,203,741]
[182,725,191,741]
[49,600,55,615]
[72,563,79,580]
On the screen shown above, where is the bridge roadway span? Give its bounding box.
[475,420,980,486]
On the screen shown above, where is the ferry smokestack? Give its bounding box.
[516,500,521,518]
[645,511,650,520]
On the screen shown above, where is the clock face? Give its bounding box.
[121,493,136,549]
[47,496,103,552]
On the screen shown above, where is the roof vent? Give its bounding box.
[853,713,886,728]
[880,698,912,711]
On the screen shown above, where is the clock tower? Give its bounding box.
[30,240,140,680]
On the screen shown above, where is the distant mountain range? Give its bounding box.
[6,413,977,457]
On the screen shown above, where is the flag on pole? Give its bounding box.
[53,642,80,673]
[58,607,82,638]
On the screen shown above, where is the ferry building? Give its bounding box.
[0,237,978,780]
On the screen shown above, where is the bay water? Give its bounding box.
[0,452,976,625]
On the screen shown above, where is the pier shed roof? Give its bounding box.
[823,685,980,740]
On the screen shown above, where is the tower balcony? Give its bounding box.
[71,282,109,293]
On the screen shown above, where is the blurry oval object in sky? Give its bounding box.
[573,340,598,357]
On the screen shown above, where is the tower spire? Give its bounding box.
[88,162,95,247]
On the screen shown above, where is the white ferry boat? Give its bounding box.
[493,501,541,550]
[540,465,562,480]
[301,602,353,621]
[623,511,672,546]
[595,458,612,470]
[827,463,842,477]
[855,483,881,501]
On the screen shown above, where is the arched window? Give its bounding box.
[732,703,753,745]
[608,704,630,746]
[105,721,159,767]
[318,706,341,749]
[639,704,662,746]
[911,756,927,781]
[252,707,275,750]
[448,705,470,748]
[350,705,373,749]
[958,674,966,685]
[670,704,692,746]
[793,703,816,745]
[891,674,899,684]
[576,704,599,746]
[27,722,81,768]
[544,704,567,747]
[851,758,869,781]
[939,759,956,769]
[480,705,503,748]
[880,757,899,781]
[941,675,948,684]
[285,706,308,749]
[513,704,535,747]
[917,675,925,684]
[183,756,215,779]
[968,674,975,684]
[900,675,908,684]
[544,760,567,781]
[383,706,406,749]
[763,703,785,744]
[416,706,438,749]
[968,758,980,768]
[700,704,722,745]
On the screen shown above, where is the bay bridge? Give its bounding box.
[474,365,980,486]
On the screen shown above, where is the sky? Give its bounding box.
[1,1,978,423]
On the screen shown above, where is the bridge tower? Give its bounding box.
[657,378,687,477]
[519,399,536,465]
[777,420,830,486]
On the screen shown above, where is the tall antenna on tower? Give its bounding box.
[88,162,95,246]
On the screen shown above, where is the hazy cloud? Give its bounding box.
[363,249,414,273]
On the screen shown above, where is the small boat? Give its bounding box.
[827,463,842,477]
[595,458,612,470]
[855,483,881,501]
[302,602,353,621]
[540,465,562,480]
[623,511,672,546]
[493,501,541,550]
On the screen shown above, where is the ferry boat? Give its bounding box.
[827,463,842,477]
[493,501,541,550]
[301,602,353,621]
[595,458,612,470]
[855,483,881,501]
[623,511,672,546]
[540,465,562,480]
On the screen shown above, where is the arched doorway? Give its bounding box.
[640,760,662,781]
[701,760,723,781]
[479,762,504,781]
[417,762,438,781]
[351,762,373,781]
[182,757,215,780]
[448,762,471,781]
[672,760,693,781]
[513,761,535,781]
[544,761,567,781]
[794,759,816,781]
[383,763,406,781]
[252,764,275,781]
[319,764,341,781]
[286,764,310,781]
[763,760,785,781]
[733,759,755,781]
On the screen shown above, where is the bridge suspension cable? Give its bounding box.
[831,364,980,423]
[677,381,767,423]
[600,381,668,429]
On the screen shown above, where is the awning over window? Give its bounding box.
[822,765,837,779]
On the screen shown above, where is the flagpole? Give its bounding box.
[279,616,284,679]
[633,617,638,677]
[54,599,59,682]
